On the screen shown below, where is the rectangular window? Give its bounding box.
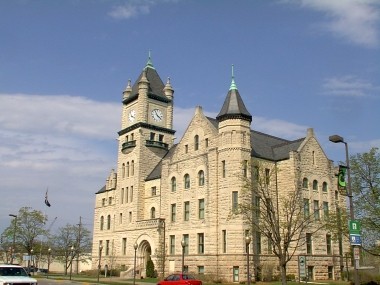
[121,188,124,204]
[326,234,332,255]
[198,233,204,254]
[233,266,239,282]
[232,191,238,212]
[198,266,204,275]
[323,201,329,219]
[243,160,248,177]
[183,234,189,255]
[171,204,176,222]
[306,233,312,254]
[304,198,310,217]
[159,134,164,142]
[185,144,188,153]
[328,266,333,279]
[151,186,157,196]
[222,230,227,253]
[126,187,129,203]
[267,234,273,254]
[170,235,175,255]
[119,213,123,224]
[198,199,205,219]
[122,238,127,255]
[205,138,209,148]
[106,240,110,256]
[102,198,106,206]
[108,197,112,205]
[308,266,314,280]
[265,168,270,185]
[255,196,260,218]
[129,211,132,222]
[131,186,133,202]
[256,232,261,254]
[222,160,226,178]
[184,201,190,221]
[150,132,155,140]
[314,200,320,220]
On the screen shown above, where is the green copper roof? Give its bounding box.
[229,64,237,90]
[145,50,155,70]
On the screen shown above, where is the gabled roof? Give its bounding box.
[251,130,304,161]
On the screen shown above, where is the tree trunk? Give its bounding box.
[280,263,287,285]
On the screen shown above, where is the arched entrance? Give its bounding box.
[136,240,152,278]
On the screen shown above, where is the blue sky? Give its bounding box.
[0,0,379,233]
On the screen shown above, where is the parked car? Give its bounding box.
[0,264,38,285]
[157,273,202,285]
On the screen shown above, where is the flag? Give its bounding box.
[45,189,51,207]
[337,165,347,196]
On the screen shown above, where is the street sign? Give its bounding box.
[350,234,362,245]
[354,247,360,260]
[299,256,306,278]
[349,220,361,235]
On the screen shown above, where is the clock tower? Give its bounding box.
[117,55,175,221]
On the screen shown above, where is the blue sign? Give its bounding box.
[350,234,362,245]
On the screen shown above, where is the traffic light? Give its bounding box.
[337,165,347,195]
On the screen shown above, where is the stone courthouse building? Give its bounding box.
[92,56,349,282]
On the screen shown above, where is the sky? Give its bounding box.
[0,0,379,234]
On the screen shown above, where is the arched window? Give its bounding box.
[171,177,176,192]
[122,163,125,178]
[131,160,134,176]
[107,215,111,230]
[313,180,318,191]
[151,207,156,219]
[322,182,328,192]
[100,216,104,231]
[198,170,205,186]
[194,135,199,151]
[184,174,190,189]
[302,178,308,188]
[126,162,130,177]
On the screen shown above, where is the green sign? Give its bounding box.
[337,165,347,195]
[349,220,361,235]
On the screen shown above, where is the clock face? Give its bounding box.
[128,110,136,122]
[151,109,163,122]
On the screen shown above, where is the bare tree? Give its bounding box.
[234,160,324,285]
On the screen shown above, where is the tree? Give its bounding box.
[350,147,380,250]
[50,223,92,274]
[1,207,47,265]
[234,160,324,285]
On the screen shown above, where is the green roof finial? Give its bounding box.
[145,50,155,70]
[229,64,237,90]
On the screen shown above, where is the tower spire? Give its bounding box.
[145,50,155,70]
[229,64,237,90]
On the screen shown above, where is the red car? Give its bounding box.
[157,273,202,285]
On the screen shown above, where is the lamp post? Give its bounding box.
[245,236,251,285]
[9,214,17,264]
[329,134,358,285]
[30,249,34,275]
[181,240,186,274]
[69,246,74,280]
[97,244,103,283]
[47,248,51,278]
[133,243,138,285]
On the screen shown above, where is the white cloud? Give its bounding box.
[322,75,378,97]
[108,2,151,19]
[287,0,380,48]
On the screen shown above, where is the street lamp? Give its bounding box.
[30,249,34,275]
[245,236,251,285]
[47,248,51,278]
[133,243,138,285]
[329,134,358,285]
[181,240,186,274]
[69,246,74,280]
[97,244,103,282]
[9,214,17,264]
